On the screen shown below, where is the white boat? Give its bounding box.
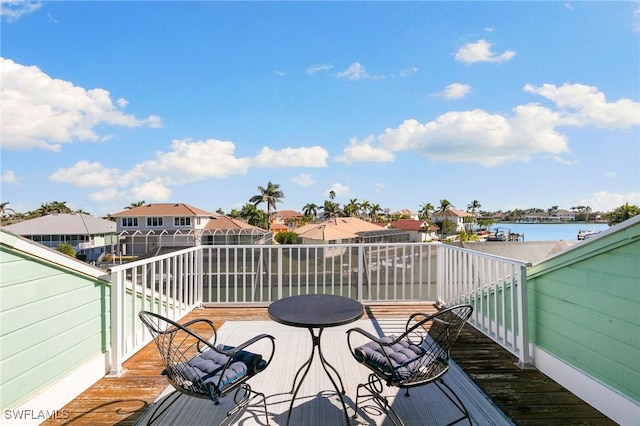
[577,229,599,240]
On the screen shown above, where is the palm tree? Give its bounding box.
[360,199,371,220]
[466,200,481,233]
[607,203,640,225]
[343,198,360,217]
[328,190,336,201]
[125,201,146,209]
[239,203,268,229]
[0,202,15,217]
[302,203,319,219]
[418,202,434,221]
[0,202,16,225]
[321,200,341,219]
[250,181,285,227]
[439,199,453,237]
[467,200,481,215]
[369,203,383,222]
[37,201,71,216]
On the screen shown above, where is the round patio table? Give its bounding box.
[268,294,364,425]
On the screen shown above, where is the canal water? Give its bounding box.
[489,223,611,242]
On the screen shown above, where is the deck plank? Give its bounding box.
[41,304,615,425]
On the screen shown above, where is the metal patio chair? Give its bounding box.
[139,311,276,425]
[346,304,473,426]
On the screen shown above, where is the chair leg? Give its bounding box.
[220,384,270,426]
[146,390,183,426]
[434,378,472,426]
[352,374,405,426]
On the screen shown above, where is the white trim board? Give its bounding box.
[4,353,109,426]
[531,344,639,425]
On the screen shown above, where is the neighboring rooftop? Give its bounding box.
[1,213,116,236]
[110,203,215,217]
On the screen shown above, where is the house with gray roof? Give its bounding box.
[110,203,269,255]
[2,213,118,262]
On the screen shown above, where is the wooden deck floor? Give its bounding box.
[42,304,615,426]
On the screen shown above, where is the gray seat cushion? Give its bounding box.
[354,336,442,381]
[169,345,263,395]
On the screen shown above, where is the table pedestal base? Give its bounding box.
[286,327,350,425]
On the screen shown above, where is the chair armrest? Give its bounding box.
[216,333,276,372]
[180,318,218,351]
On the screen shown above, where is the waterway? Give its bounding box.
[488,223,611,242]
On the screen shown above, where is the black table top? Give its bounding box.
[268,294,364,328]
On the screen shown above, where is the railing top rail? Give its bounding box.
[439,243,532,267]
[107,245,200,272]
[106,241,530,274]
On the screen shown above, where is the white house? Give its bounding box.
[110,203,268,255]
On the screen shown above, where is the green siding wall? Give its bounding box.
[0,246,110,411]
[527,222,640,403]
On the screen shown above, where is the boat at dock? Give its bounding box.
[577,229,600,240]
[487,227,524,242]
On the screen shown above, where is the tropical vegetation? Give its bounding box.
[2,182,638,236]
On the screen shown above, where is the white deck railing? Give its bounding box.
[107,242,531,374]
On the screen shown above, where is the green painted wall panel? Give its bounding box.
[0,244,110,411]
[527,223,640,403]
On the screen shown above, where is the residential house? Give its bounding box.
[269,210,305,237]
[2,213,118,262]
[295,217,409,244]
[430,209,473,234]
[523,210,577,223]
[388,219,437,242]
[110,203,268,255]
[392,209,420,220]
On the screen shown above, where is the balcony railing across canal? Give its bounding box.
[107,243,531,375]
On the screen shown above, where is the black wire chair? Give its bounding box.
[138,311,276,425]
[346,304,473,426]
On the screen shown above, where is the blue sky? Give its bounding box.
[1,1,639,218]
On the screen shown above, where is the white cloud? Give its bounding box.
[50,161,125,187]
[335,136,395,164]
[524,83,640,128]
[0,57,162,151]
[455,39,516,64]
[375,183,385,193]
[134,139,252,182]
[336,62,387,81]
[306,64,333,75]
[337,62,368,80]
[49,138,329,201]
[435,83,471,100]
[1,0,43,22]
[291,173,315,187]
[128,178,173,202]
[604,172,618,178]
[327,183,350,198]
[484,27,495,32]
[87,179,173,203]
[580,191,640,212]
[341,82,637,166]
[253,146,328,168]
[399,67,418,77]
[1,169,18,184]
[547,155,577,165]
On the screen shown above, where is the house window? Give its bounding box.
[174,217,191,226]
[147,217,163,227]
[122,218,138,227]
